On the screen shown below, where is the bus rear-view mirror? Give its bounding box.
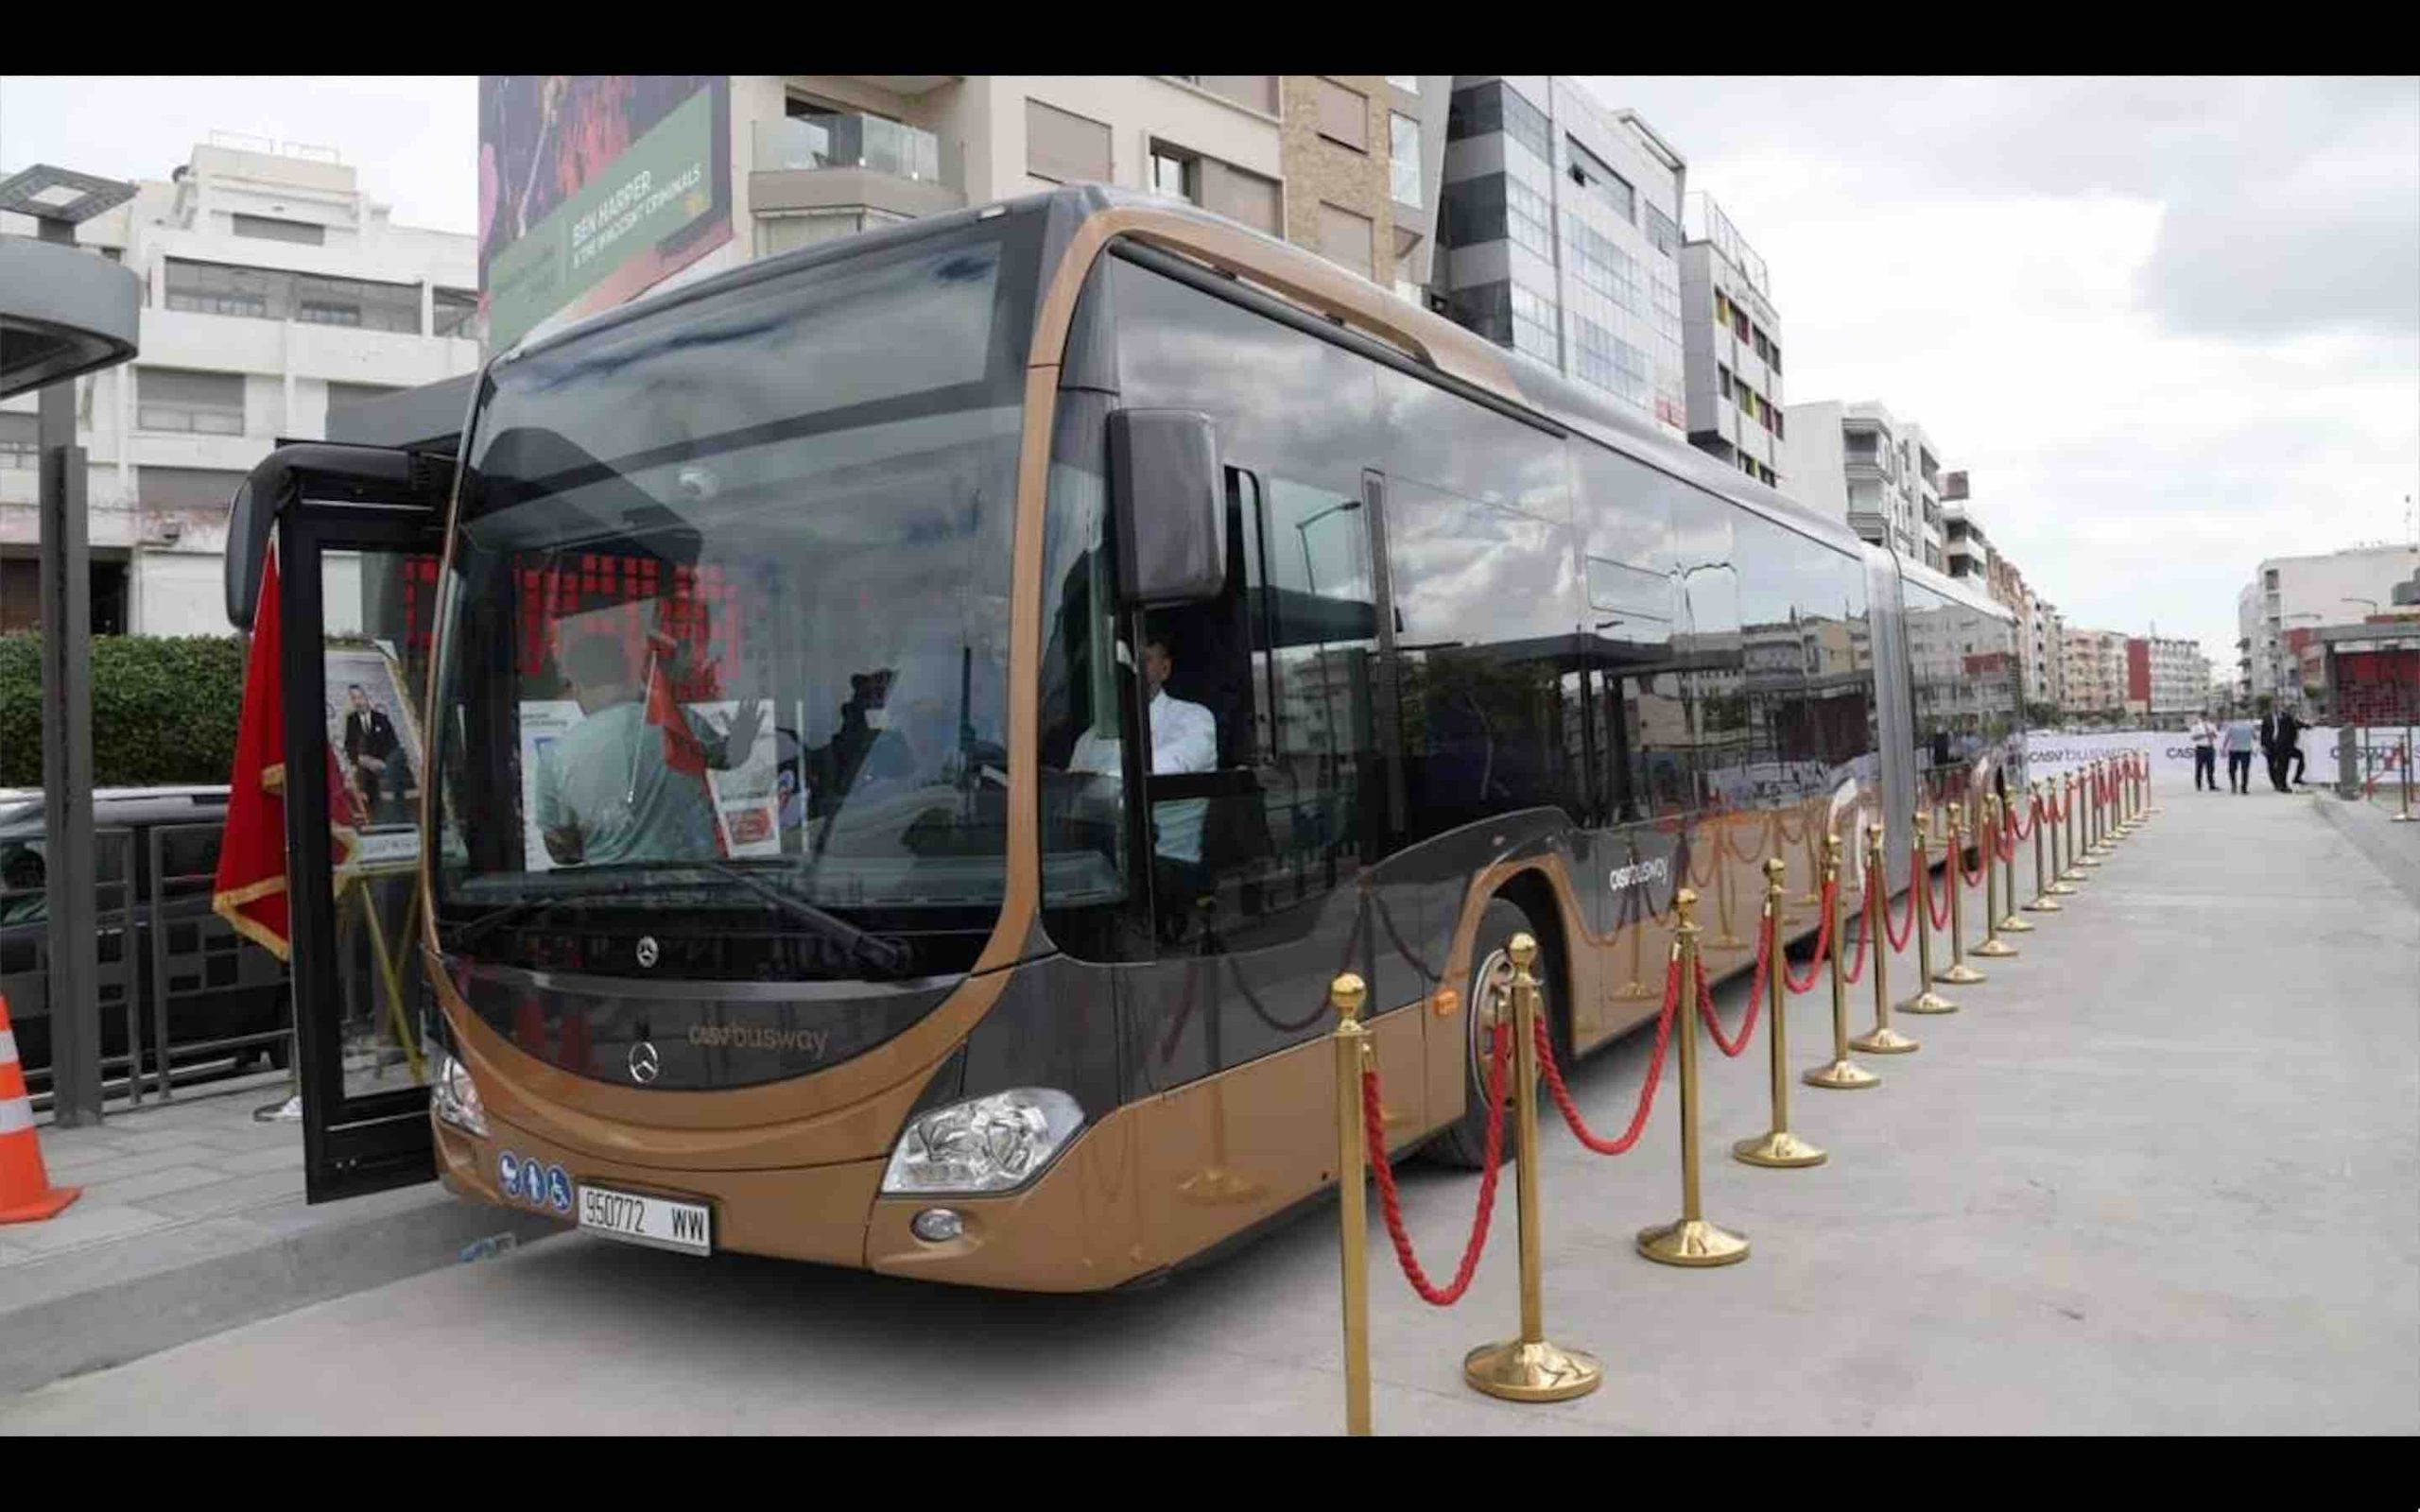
[1109,408,1225,607]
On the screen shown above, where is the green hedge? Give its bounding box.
[0,635,248,789]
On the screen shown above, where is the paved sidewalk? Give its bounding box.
[1,1071,557,1396]
[2,781,2413,1433]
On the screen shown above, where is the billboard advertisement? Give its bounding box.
[477,76,733,353]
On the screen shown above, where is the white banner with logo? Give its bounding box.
[2023,727,2411,788]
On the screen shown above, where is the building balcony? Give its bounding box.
[751,115,963,220]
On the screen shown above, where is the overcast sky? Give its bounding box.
[6,75,2415,662]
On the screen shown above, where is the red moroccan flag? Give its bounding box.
[211,545,363,961]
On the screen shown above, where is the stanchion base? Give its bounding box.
[1733,1129,1827,1168]
[1176,1167,1268,1206]
[1462,1338,1605,1402]
[1609,981,1661,1001]
[1998,914,2036,933]
[1804,1057,1881,1090]
[2393,813,2419,824]
[2025,896,2064,912]
[1701,936,1753,954]
[1973,938,2019,957]
[1896,988,1960,1015]
[1936,962,1987,984]
[2054,870,2086,885]
[1849,1025,1920,1055]
[1636,1216,1750,1267]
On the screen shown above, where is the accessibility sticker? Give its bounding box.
[546,1164,573,1213]
[496,1149,521,1195]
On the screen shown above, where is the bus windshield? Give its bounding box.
[428,213,1040,978]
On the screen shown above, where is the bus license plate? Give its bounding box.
[576,1184,712,1257]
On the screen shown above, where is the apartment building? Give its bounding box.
[2022,591,2066,712]
[2235,542,2420,707]
[2125,635,2212,724]
[493,76,1453,356]
[1432,77,1688,437]
[1679,194,1783,489]
[0,136,481,636]
[2063,628,2128,719]
[1783,399,1945,566]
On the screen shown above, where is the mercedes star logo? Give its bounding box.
[635,935,660,969]
[628,1040,661,1085]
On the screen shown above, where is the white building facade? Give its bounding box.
[2063,628,2127,719]
[1,137,481,636]
[1434,77,1688,436]
[2238,543,2420,707]
[1783,399,1945,567]
[1678,194,1783,490]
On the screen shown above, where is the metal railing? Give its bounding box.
[752,114,945,185]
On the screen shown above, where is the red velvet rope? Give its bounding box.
[1956,830,1990,888]
[1699,950,1759,1058]
[1533,954,1681,1157]
[1721,817,1768,866]
[1925,853,1954,931]
[1841,885,1872,985]
[1363,1020,1511,1307]
[1782,880,1835,994]
[2008,796,2034,842]
[1884,865,1919,952]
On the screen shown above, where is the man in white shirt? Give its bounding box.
[2187,711,2220,792]
[1068,637,1219,861]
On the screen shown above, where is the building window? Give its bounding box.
[1753,328,1772,364]
[1389,112,1422,207]
[432,286,481,340]
[1385,75,1420,93]
[1571,314,1646,407]
[1643,199,1680,258]
[1026,99,1112,184]
[162,258,419,333]
[1732,305,1751,343]
[1772,407,1785,440]
[1564,135,1634,224]
[1565,218,1643,317]
[1446,80,1550,166]
[0,412,36,468]
[1508,281,1559,365]
[1503,173,1553,262]
[136,369,245,436]
[1766,338,1782,374]
[1150,142,1201,205]
[1203,161,1281,235]
[1315,78,1370,153]
[231,213,325,247]
[1317,201,1374,280]
[138,465,250,511]
[1713,290,1729,328]
[1719,365,1733,401]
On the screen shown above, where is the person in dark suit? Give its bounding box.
[2257,702,2284,793]
[2277,704,2308,787]
[342,684,402,818]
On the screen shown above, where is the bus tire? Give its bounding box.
[1421,898,1565,1171]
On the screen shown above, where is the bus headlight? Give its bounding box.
[880,1089,1083,1195]
[431,1052,490,1138]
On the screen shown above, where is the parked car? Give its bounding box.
[1,786,292,1092]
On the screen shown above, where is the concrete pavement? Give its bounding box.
[3,781,2412,1434]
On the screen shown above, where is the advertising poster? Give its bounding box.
[478,75,734,352]
[325,644,424,872]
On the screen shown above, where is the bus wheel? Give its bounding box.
[1422,899,1564,1170]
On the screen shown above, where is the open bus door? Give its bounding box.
[227,443,449,1201]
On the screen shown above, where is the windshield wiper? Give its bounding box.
[689,861,910,974]
[441,876,674,953]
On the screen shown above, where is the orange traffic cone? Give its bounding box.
[0,993,81,1224]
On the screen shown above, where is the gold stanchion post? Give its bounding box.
[2396,724,2418,822]
[2060,773,2089,880]
[1465,936,1603,1400]
[1896,812,1959,1013]
[1849,823,1919,1056]
[1805,833,1879,1090]
[1936,804,1989,984]
[1973,795,2019,957]
[1735,858,1825,1167]
[1996,789,2034,933]
[2075,768,2105,868]
[2026,781,2063,913]
[1331,973,1373,1436]
[1636,894,1752,1265]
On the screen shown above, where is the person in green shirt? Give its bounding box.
[532,632,761,868]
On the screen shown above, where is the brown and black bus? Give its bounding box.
[359,184,2017,1288]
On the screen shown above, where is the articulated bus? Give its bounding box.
[236,184,2020,1286]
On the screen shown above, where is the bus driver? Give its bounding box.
[1069,635,1219,926]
